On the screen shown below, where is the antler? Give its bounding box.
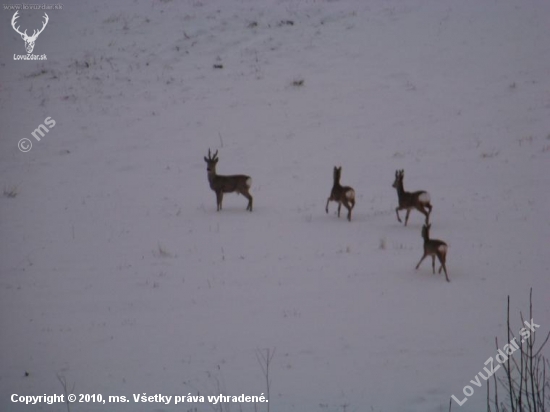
[11,11,48,40]
[11,12,49,41]
[11,11,27,38]
[28,13,49,40]
[206,149,219,160]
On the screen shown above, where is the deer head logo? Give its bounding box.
[11,11,49,54]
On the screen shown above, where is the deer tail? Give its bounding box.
[419,192,430,204]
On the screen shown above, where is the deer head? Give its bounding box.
[392,169,404,188]
[333,166,342,183]
[11,11,49,54]
[204,149,219,173]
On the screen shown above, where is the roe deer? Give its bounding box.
[392,169,432,226]
[204,149,253,212]
[325,166,355,221]
[415,224,449,282]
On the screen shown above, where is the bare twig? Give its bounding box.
[56,374,74,412]
[488,289,549,412]
[256,348,275,412]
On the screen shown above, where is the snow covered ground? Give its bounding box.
[1,0,549,411]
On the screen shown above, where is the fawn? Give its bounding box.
[392,169,432,226]
[204,149,253,212]
[415,224,449,282]
[325,166,355,221]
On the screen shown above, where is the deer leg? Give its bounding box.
[216,191,223,211]
[348,200,355,221]
[431,255,436,274]
[395,207,402,223]
[415,205,429,224]
[415,253,427,270]
[426,202,433,215]
[241,188,253,211]
[326,198,331,214]
[442,264,450,282]
[245,194,253,211]
[437,254,450,282]
[337,202,342,218]
[404,209,411,226]
[342,199,352,221]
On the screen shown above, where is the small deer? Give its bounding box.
[11,11,49,54]
[325,166,355,221]
[204,149,253,212]
[415,224,449,282]
[392,169,432,226]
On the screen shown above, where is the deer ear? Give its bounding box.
[204,157,208,162]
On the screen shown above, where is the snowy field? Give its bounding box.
[1,0,549,411]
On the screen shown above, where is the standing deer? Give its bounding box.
[415,224,449,282]
[392,169,432,226]
[325,166,355,222]
[11,11,49,54]
[204,149,253,212]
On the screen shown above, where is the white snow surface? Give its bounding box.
[1,0,550,411]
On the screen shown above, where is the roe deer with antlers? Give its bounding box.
[325,166,355,221]
[204,149,253,212]
[415,224,449,282]
[392,169,432,226]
